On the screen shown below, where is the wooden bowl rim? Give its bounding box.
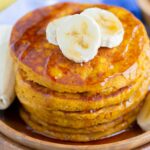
[0,119,150,150]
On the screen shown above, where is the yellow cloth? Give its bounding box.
[0,0,16,11]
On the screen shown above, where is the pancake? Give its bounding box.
[18,70,149,117]
[18,74,149,128]
[10,2,150,94]
[16,58,150,112]
[21,99,144,129]
[20,106,128,134]
[20,106,139,142]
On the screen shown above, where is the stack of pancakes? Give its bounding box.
[10,2,150,142]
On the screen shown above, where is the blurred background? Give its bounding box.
[0,0,150,35]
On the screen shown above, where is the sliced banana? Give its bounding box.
[56,14,101,63]
[137,92,150,131]
[46,16,71,45]
[81,8,124,48]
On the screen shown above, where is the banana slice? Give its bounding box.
[46,16,71,45]
[56,14,101,63]
[81,8,124,48]
[137,92,150,131]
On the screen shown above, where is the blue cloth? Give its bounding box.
[59,0,142,20]
[100,0,142,20]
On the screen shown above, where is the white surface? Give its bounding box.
[0,0,58,25]
[0,0,102,25]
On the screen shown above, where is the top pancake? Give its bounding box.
[10,2,150,93]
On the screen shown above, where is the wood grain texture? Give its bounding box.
[0,131,150,150]
[0,132,28,150]
[0,119,150,150]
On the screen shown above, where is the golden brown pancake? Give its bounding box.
[17,73,150,128]
[10,2,150,93]
[16,61,149,112]
[20,106,139,142]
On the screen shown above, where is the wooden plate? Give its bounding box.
[0,100,150,150]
